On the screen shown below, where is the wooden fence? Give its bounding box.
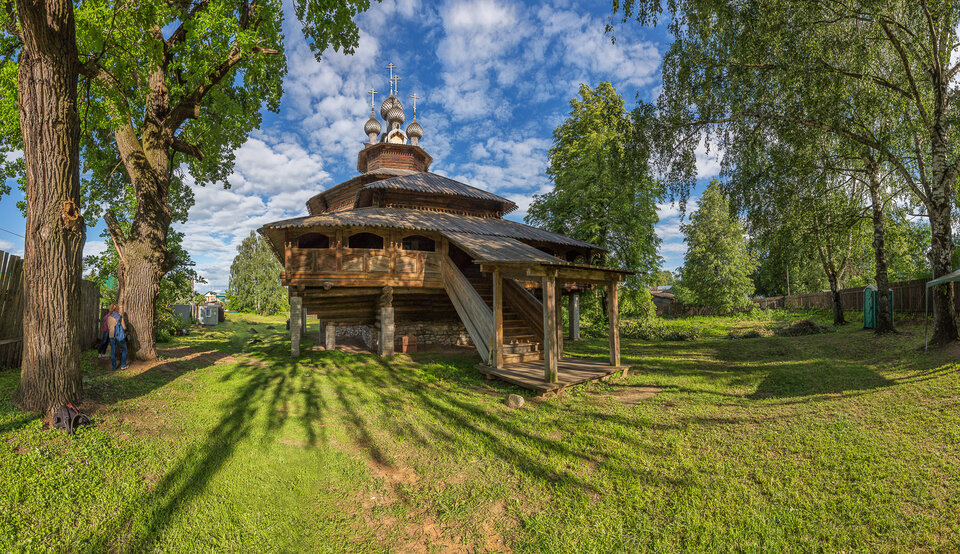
[753,277,955,314]
[0,250,102,369]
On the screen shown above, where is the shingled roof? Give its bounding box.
[361,172,517,213]
[258,207,601,257]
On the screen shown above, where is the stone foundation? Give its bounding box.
[333,320,473,351]
[394,321,473,348]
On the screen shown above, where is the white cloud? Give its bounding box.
[0,238,15,251]
[83,240,107,258]
[695,136,723,180]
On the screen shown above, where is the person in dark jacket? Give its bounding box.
[97,311,110,359]
[107,303,128,370]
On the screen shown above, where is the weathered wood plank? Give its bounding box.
[607,279,620,367]
[441,257,492,361]
[493,269,503,369]
[477,357,629,393]
[542,273,558,383]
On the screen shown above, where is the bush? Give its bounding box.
[155,328,172,343]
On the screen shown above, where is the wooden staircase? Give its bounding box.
[460,266,544,364]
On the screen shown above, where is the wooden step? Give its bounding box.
[502,351,544,364]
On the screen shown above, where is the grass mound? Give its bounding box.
[727,327,774,340]
[775,318,831,336]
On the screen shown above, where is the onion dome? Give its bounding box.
[364,113,381,138]
[406,119,423,139]
[380,95,400,120]
[386,103,405,125]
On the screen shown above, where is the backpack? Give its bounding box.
[113,314,126,341]
[52,403,90,434]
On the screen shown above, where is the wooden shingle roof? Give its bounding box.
[362,173,517,213]
[443,232,565,264]
[259,207,600,254]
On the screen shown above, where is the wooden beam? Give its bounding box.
[542,273,558,383]
[493,269,504,369]
[607,279,620,367]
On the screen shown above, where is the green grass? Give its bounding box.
[1,311,959,551]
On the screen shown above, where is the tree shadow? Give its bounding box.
[749,361,895,400]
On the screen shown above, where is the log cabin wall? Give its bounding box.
[283,227,444,289]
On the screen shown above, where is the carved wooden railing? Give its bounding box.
[503,278,544,338]
[441,257,493,362]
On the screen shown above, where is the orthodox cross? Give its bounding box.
[368,89,378,112]
[386,62,397,94]
[410,93,420,116]
[390,75,401,96]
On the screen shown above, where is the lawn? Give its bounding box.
[1,310,958,551]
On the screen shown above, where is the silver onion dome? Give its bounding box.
[380,95,401,120]
[364,114,381,137]
[386,103,405,125]
[406,119,423,139]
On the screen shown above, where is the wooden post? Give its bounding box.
[492,269,504,369]
[325,322,336,350]
[607,279,620,367]
[317,316,323,345]
[290,295,302,358]
[542,273,558,383]
[378,286,395,356]
[556,288,563,360]
[569,292,580,340]
[301,305,307,334]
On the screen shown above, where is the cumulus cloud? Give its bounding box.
[0,238,15,252]
[83,240,107,258]
[434,0,660,122]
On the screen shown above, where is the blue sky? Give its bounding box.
[0,0,720,292]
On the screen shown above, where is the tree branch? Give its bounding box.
[878,18,931,129]
[171,135,203,160]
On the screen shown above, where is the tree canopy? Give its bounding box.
[612,0,960,342]
[674,180,756,312]
[227,232,286,315]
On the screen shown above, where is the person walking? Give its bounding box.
[107,304,128,370]
[97,310,110,359]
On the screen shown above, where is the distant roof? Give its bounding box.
[362,172,517,213]
[259,207,600,252]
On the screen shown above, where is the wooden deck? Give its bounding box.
[478,357,629,394]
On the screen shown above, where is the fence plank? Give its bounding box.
[754,277,945,315]
[0,250,102,369]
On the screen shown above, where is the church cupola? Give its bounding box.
[406,93,423,146]
[357,62,431,173]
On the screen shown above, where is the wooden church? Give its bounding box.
[259,65,629,391]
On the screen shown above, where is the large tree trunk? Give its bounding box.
[866,159,893,334]
[13,0,85,413]
[925,77,958,345]
[108,121,174,362]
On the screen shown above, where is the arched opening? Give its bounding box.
[297,232,330,249]
[348,232,384,249]
[401,235,435,252]
[566,251,585,264]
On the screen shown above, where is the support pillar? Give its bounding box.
[556,288,563,360]
[325,322,336,350]
[301,305,307,333]
[569,293,580,340]
[607,279,620,367]
[290,295,302,358]
[317,317,323,345]
[542,273,558,383]
[378,286,395,357]
[492,269,504,369]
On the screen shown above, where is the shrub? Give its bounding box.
[155,328,172,343]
